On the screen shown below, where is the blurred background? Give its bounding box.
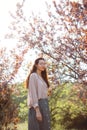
[0,0,87,130]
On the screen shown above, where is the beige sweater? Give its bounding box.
[27,73,48,108]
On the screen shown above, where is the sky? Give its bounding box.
[0,0,48,49]
[0,0,81,40]
[0,0,82,52]
[0,0,19,49]
[0,0,17,37]
[0,0,81,44]
[0,0,82,59]
[0,0,48,37]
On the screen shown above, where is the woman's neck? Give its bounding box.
[36,70,41,76]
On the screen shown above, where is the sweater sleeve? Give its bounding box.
[28,73,38,108]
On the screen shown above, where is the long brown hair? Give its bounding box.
[26,57,49,88]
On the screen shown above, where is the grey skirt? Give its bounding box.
[28,98,51,130]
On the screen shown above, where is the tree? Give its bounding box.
[8,0,87,85]
[0,43,28,129]
[5,0,87,129]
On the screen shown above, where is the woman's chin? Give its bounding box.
[41,69,45,71]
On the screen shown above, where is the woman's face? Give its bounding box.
[36,59,46,71]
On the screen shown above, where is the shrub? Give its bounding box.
[49,83,87,130]
[12,83,28,122]
[0,82,19,130]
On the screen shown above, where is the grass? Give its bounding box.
[17,122,79,130]
[17,121,28,130]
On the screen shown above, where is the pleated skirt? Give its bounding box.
[28,98,51,130]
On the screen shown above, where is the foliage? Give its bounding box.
[49,83,87,130]
[0,46,28,84]
[0,83,19,130]
[0,42,28,129]
[9,0,87,84]
[2,0,87,129]
[12,82,28,122]
[17,122,28,130]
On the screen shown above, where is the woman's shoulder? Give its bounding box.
[30,73,37,78]
[30,73,38,82]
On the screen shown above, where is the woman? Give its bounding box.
[26,57,51,130]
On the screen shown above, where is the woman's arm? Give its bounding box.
[28,73,42,121]
[29,73,38,108]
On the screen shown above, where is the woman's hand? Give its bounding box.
[35,107,42,121]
